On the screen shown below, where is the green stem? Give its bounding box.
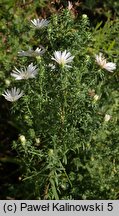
[59,160,72,187]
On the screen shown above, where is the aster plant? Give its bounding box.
[18,47,45,57]
[51,50,74,68]
[2,87,23,102]
[2,7,119,201]
[31,18,49,29]
[11,63,38,80]
[95,53,116,72]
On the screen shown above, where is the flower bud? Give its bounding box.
[35,138,40,144]
[93,94,99,102]
[82,14,88,19]
[19,135,26,145]
[5,79,11,86]
[104,114,111,122]
[48,149,54,156]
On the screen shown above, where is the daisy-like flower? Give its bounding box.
[31,18,49,29]
[2,87,23,102]
[11,63,38,80]
[95,53,116,72]
[18,47,45,57]
[68,1,73,10]
[51,50,74,68]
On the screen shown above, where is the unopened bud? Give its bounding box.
[104,114,111,122]
[5,79,11,86]
[36,56,41,62]
[19,135,26,145]
[82,14,88,19]
[48,149,54,156]
[93,94,99,102]
[91,156,94,161]
[35,138,40,144]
